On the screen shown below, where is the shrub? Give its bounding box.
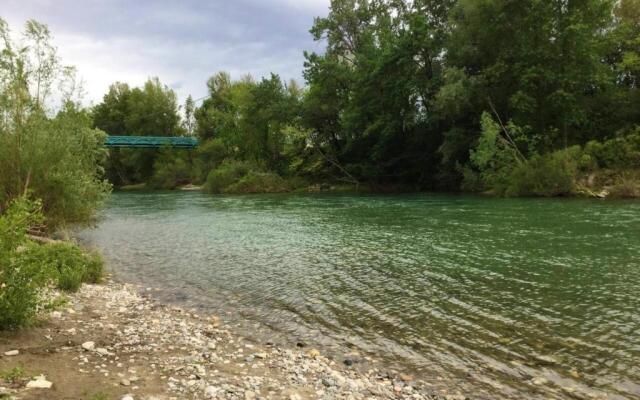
[83,251,105,284]
[224,171,292,193]
[0,199,52,329]
[505,149,578,197]
[29,242,105,292]
[0,197,106,330]
[609,173,640,198]
[204,160,252,193]
[584,127,640,170]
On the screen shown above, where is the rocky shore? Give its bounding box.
[0,281,466,400]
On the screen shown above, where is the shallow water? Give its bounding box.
[78,191,640,399]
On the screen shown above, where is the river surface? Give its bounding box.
[78,191,640,399]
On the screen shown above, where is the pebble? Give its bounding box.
[121,395,134,400]
[399,373,414,382]
[204,385,219,398]
[81,341,95,351]
[3,350,19,356]
[96,347,110,356]
[25,375,53,389]
[531,376,549,385]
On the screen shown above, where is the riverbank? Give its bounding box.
[0,280,461,400]
[116,169,640,199]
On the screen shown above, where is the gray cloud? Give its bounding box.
[3,0,329,105]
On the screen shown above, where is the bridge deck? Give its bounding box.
[105,136,198,148]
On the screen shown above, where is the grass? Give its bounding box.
[0,365,25,384]
[86,392,109,400]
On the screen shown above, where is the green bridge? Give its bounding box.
[105,136,198,149]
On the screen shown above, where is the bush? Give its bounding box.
[609,173,640,198]
[0,197,105,330]
[29,242,105,292]
[505,149,578,197]
[204,160,252,193]
[225,171,292,193]
[584,127,640,170]
[0,199,51,329]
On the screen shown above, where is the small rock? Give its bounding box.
[244,389,257,400]
[51,311,62,318]
[82,341,95,351]
[399,373,414,382]
[307,349,321,358]
[26,375,53,389]
[535,355,558,365]
[204,385,219,398]
[96,348,110,356]
[121,378,131,386]
[3,350,19,356]
[121,395,134,400]
[531,377,549,385]
[210,316,221,327]
[254,352,267,359]
[289,394,302,400]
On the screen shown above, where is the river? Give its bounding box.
[78,191,640,399]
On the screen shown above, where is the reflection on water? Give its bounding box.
[78,191,640,399]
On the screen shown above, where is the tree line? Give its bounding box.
[93,0,640,196]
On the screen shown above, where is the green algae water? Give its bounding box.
[79,192,640,399]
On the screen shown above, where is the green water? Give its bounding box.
[79,192,640,399]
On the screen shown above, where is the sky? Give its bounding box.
[3,0,330,107]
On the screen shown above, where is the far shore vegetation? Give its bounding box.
[93,0,640,198]
[1,0,639,328]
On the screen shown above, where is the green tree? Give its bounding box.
[93,78,183,185]
[0,19,110,228]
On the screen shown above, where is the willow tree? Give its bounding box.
[0,19,110,228]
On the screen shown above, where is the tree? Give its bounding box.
[0,19,110,228]
[92,78,183,185]
[302,0,454,187]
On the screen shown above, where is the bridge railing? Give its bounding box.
[105,136,199,148]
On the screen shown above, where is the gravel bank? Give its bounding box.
[0,281,467,400]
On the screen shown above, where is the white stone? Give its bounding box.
[3,350,19,356]
[26,375,52,389]
[204,386,220,398]
[531,377,549,385]
[96,348,110,356]
[121,395,134,400]
[81,341,95,351]
[51,311,62,318]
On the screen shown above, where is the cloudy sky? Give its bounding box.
[3,0,330,106]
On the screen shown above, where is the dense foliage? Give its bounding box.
[93,79,184,186]
[0,19,110,227]
[0,198,104,330]
[90,0,639,196]
[300,0,640,194]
